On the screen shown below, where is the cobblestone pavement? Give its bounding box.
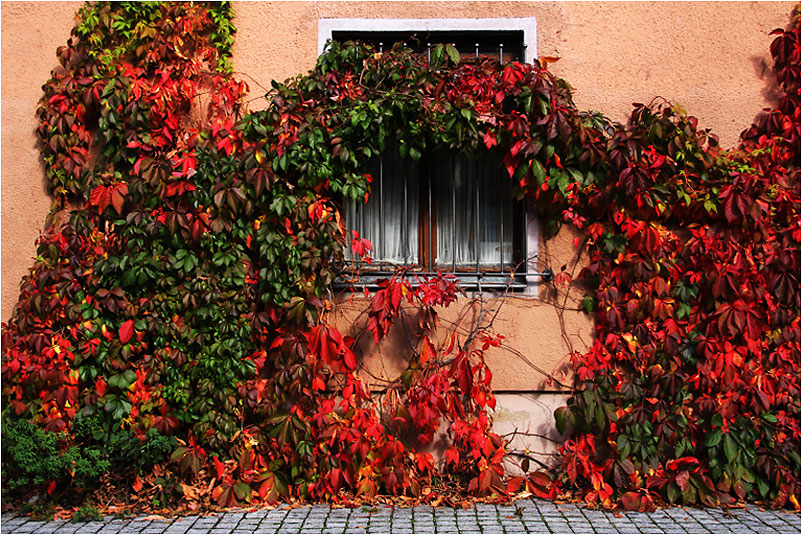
[2,498,800,534]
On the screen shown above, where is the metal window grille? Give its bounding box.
[330,30,527,63]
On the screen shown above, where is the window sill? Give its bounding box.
[334,266,551,292]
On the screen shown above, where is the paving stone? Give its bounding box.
[75,524,113,534]
[51,528,80,534]
[97,523,129,533]
[522,523,548,533]
[3,503,801,534]
[161,525,191,534]
[243,512,267,521]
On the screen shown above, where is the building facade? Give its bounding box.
[1,1,794,465]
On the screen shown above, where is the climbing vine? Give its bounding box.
[1,0,799,514]
[555,10,800,510]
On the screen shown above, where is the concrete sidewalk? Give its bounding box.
[1,498,799,534]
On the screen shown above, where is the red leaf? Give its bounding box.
[212,455,225,479]
[89,186,110,213]
[312,376,325,391]
[119,320,135,344]
[620,491,644,511]
[506,477,523,495]
[343,347,357,370]
[478,469,491,491]
[95,377,107,397]
[483,130,497,149]
[503,152,519,178]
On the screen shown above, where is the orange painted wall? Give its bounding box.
[2,2,794,392]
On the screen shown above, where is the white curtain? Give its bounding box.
[346,147,513,270]
[434,151,513,269]
[345,147,419,265]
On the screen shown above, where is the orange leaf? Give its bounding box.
[420,337,436,365]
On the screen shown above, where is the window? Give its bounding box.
[322,19,542,290]
[344,146,525,289]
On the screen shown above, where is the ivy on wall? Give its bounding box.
[555,13,800,509]
[1,0,799,514]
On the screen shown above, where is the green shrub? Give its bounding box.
[1,416,175,500]
[1,419,109,498]
[72,503,103,522]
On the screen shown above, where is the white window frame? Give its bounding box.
[318,17,542,295]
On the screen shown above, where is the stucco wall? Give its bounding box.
[232,0,791,143]
[1,1,83,325]
[1,1,792,357]
[333,223,590,392]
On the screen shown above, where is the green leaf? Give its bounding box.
[568,168,585,185]
[445,43,460,65]
[531,159,546,184]
[580,295,595,314]
[121,267,137,287]
[723,433,737,463]
[617,435,630,458]
[704,429,722,448]
[431,45,444,69]
[554,406,570,434]
[667,482,680,504]
[593,404,606,430]
[122,369,137,386]
[681,482,698,505]
[233,481,251,501]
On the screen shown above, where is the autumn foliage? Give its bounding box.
[2,1,516,510]
[556,11,801,509]
[1,0,799,513]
